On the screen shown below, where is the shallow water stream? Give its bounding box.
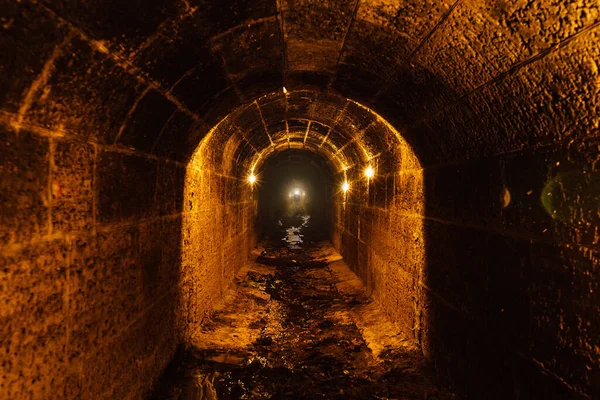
[148,217,453,399]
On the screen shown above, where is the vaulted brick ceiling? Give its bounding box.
[3,0,598,169]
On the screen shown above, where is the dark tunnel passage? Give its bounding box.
[1,0,600,399]
[256,149,334,239]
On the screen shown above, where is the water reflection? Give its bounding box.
[148,216,451,400]
[281,215,311,250]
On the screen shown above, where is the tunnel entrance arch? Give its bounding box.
[253,148,336,241]
[180,90,426,351]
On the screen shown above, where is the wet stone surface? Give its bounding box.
[148,216,452,399]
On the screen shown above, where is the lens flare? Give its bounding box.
[342,181,350,193]
[248,173,257,184]
[365,166,374,179]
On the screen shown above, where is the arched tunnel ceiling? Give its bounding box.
[257,148,338,183]
[4,0,599,167]
[199,91,401,176]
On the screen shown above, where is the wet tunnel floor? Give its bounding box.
[149,217,453,399]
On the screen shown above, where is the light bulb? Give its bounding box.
[365,166,374,179]
[342,181,350,193]
[248,173,256,184]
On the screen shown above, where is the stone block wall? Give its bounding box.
[332,132,599,400]
[331,137,425,342]
[419,137,599,399]
[180,154,258,342]
[0,120,185,399]
[329,4,600,398]
[0,3,192,398]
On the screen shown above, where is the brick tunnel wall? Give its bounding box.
[0,3,197,398]
[331,142,425,343]
[410,29,600,397]
[329,23,600,400]
[329,29,600,400]
[387,22,600,400]
[0,114,186,398]
[0,3,262,397]
[180,136,258,343]
[331,130,599,399]
[419,140,600,399]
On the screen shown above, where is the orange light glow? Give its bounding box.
[248,173,257,184]
[365,166,374,179]
[342,181,350,193]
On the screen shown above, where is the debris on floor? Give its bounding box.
[148,216,453,399]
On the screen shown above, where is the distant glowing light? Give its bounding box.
[342,181,350,193]
[283,86,288,94]
[248,173,257,184]
[365,166,374,179]
[294,188,300,196]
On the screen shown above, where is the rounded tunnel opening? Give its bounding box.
[255,148,335,241]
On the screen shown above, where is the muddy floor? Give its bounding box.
[148,216,454,399]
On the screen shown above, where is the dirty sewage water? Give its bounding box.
[149,217,453,399]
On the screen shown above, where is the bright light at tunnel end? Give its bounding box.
[365,165,375,179]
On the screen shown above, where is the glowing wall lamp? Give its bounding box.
[365,165,374,179]
[248,173,257,185]
[342,181,350,193]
